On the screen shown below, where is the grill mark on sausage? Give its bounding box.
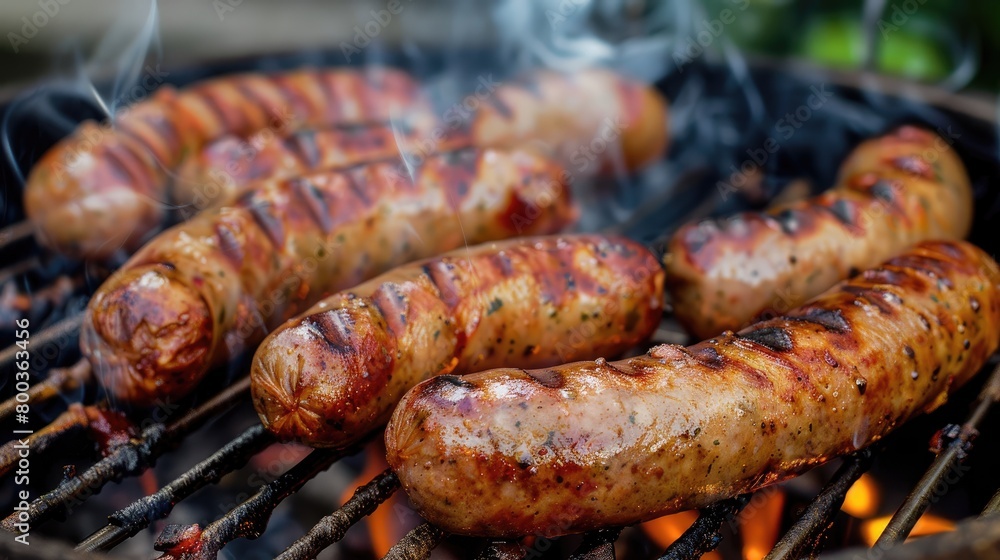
[774,209,799,235]
[345,168,373,206]
[317,73,347,123]
[737,326,794,352]
[303,316,351,354]
[871,180,898,203]
[372,283,410,335]
[787,308,851,333]
[692,346,724,369]
[424,262,462,309]
[435,375,475,389]
[841,285,897,315]
[286,130,321,169]
[115,125,172,171]
[289,177,333,233]
[490,252,515,276]
[527,368,565,389]
[196,87,233,133]
[101,142,149,192]
[247,201,286,248]
[234,80,277,127]
[892,155,934,179]
[820,198,857,228]
[213,222,245,268]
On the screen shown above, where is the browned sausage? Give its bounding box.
[24,67,424,259]
[81,148,574,406]
[171,124,473,217]
[251,234,665,448]
[665,126,973,339]
[464,68,669,173]
[386,240,1000,537]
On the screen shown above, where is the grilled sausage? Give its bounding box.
[465,68,668,173]
[387,240,1000,537]
[172,124,472,217]
[24,67,423,259]
[252,234,665,448]
[81,148,573,406]
[665,126,973,339]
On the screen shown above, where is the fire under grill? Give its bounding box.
[2,51,1000,560]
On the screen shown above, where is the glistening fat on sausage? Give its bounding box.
[386,239,1000,537]
[665,126,972,339]
[251,234,665,448]
[25,67,422,259]
[82,148,574,406]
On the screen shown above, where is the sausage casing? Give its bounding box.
[251,234,665,448]
[386,240,1000,537]
[665,126,973,339]
[467,68,669,173]
[24,67,422,258]
[81,148,573,406]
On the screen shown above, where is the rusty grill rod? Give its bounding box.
[0,402,109,477]
[276,468,400,560]
[0,359,92,426]
[819,511,1000,560]
[382,522,447,560]
[764,449,875,560]
[475,541,528,560]
[0,361,92,428]
[77,423,275,553]
[659,495,751,560]
[0,376,250,531]
[873,362,1000,547]
[982,489,1000,517]
[0,312,83,370]
[0,220,34,251]
[567,528,623,560]
[155,441,366,560]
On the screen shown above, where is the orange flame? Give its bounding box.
[339,441,400,558]
[861,513,955,545]
[641,511,722,559]
[738,489,786,560]
[842,473,880,518]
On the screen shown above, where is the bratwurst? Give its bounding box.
[387,240,1000,537]
[25,67,421,259]
[82,148,573,406]
[251,234,665,448]
[665,126,972,339]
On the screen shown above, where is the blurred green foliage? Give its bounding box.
[702,0,996,90]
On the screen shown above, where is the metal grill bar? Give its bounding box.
[873,363,1000,547]
[382,522,447,560]
[819,513,1000,560]
[476,541,527,560]
[568,528,622,560]
[77,424,275,553]
[0,359,92,425]
[982,489,1000,516]
[154,443,365,560]
[276,469,400,560]
[659,496,750,560]
[0,312,82,370]
[0,403,108,477]
[765,449,875,560]
[0,376,250,531]
[0,221,34,251]
[0,530,110,560]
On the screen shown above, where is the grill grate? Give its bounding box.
[2,57,1000,560]
[1,244,999,560]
